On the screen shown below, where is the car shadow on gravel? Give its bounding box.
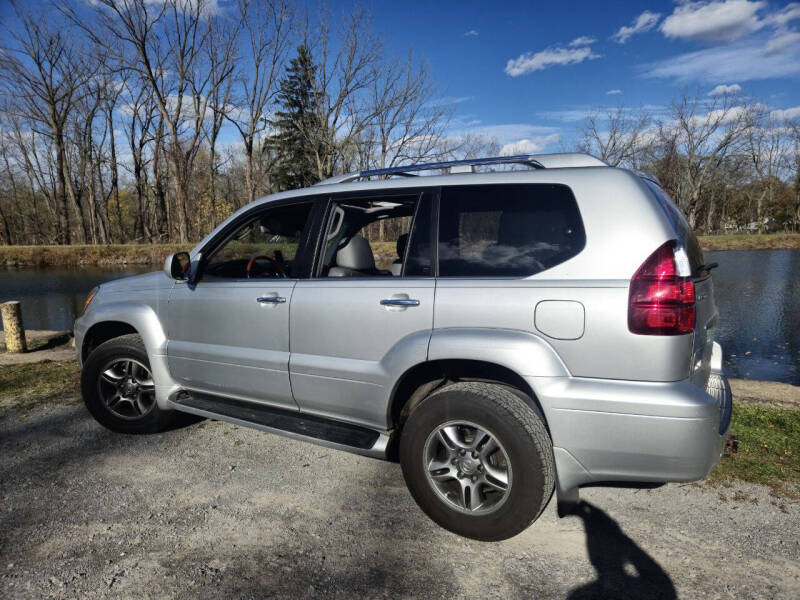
[566,501,676,600]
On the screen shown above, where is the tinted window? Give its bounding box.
[438,184,585,277]
[204,202,313,279]
[319,195,420,277]
[404,192,434,277]
[643,180,707,277]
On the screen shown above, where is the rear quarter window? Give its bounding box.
[438,184,586,277]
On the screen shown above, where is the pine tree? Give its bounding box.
[270,45,321,191]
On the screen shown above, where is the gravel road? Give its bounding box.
[1,400,798,599]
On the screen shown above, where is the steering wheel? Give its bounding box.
[246,255,286,278]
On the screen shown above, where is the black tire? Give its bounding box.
[81,334,175,434]
[399,382,555,541]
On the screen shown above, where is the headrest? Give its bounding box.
[396,233,409,259]
[336,236,376,270]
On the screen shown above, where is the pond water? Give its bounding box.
[0,265,151,333]
[1,250,798,384]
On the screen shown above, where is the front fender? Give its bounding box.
[76,301,168,362]
[75,299,179,410]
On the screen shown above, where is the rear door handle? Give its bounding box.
[257,295,286,304]
[380,298,420,307]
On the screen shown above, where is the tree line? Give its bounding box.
[0,0,798,247]
[578,97,800,234]
[0,0,480,246]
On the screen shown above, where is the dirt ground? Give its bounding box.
[1,400,798,600]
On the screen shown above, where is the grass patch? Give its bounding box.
[0,360,81,410]
[698,232,800,251]
[709,403,800,498]
[0,243,194,267]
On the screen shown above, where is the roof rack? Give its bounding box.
[315,152,607,186]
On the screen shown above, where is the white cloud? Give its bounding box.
[425,96,474,108]
[569,36,597,47]
[660,1,766,43]
[463,29,479,37]
[708,83,742,95]
[505,46,600,76]
[606,89,622,95]
[765,28,800,53]
[764,2,800,27]
[612,11,661,43]
[499,134,561,155]
[691,105,752,127]
[465,123,559,142]
[642,35,800,82]
[769,106,800,120]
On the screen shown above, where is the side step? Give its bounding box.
[172,392,391,459]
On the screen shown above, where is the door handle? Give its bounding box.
[256,295,286,304]
[380,298,420,307]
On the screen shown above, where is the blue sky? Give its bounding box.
[2,1,799,155]
[362,0,800,152]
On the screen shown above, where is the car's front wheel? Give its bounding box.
[399,382,555,541]
[81,334,174,434]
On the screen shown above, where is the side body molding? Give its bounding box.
[75,300,179,409]
[427,328,570,378]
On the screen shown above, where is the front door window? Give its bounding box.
[204,202,314,280]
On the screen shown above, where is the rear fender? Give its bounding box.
[427,328,570,379]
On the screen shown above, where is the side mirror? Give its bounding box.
[165,252,191,280]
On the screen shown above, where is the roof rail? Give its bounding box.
[314,152,607,186]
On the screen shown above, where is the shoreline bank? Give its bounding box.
[698,232,800,251]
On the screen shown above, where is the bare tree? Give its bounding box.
[578,106,651,168]
[361,53,452,170]
[308,7,382,179]
[227,0,292,206]
[746,111,793,232]
[203,15,238,227]
[657,92,754,229]
[74,0,219,242]
[1,5,93,243]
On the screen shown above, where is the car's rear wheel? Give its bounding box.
[81,334,174,434]
[399,381,554,541]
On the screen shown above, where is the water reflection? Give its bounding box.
[0,265,151,332]
[707,250,799,385]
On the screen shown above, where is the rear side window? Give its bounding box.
[643,180,707,277]
[438,184,585,277]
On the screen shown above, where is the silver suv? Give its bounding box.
[75,153,732,541]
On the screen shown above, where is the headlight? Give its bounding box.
[82,287,99,314]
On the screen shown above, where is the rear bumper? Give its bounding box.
[529,358,732,493]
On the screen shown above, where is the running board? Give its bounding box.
[172,392,391,459]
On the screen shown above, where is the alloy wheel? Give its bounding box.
[422,421,512,515]
[96,358,156,420]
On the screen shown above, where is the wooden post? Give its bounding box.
[1,301,27,353]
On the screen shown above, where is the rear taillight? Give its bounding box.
[628,240,696,335]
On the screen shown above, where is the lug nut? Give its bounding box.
[471,451,478,459]
[459,449,466,456]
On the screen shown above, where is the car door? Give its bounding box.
[167,199,318,410]
[289,190,436,430]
